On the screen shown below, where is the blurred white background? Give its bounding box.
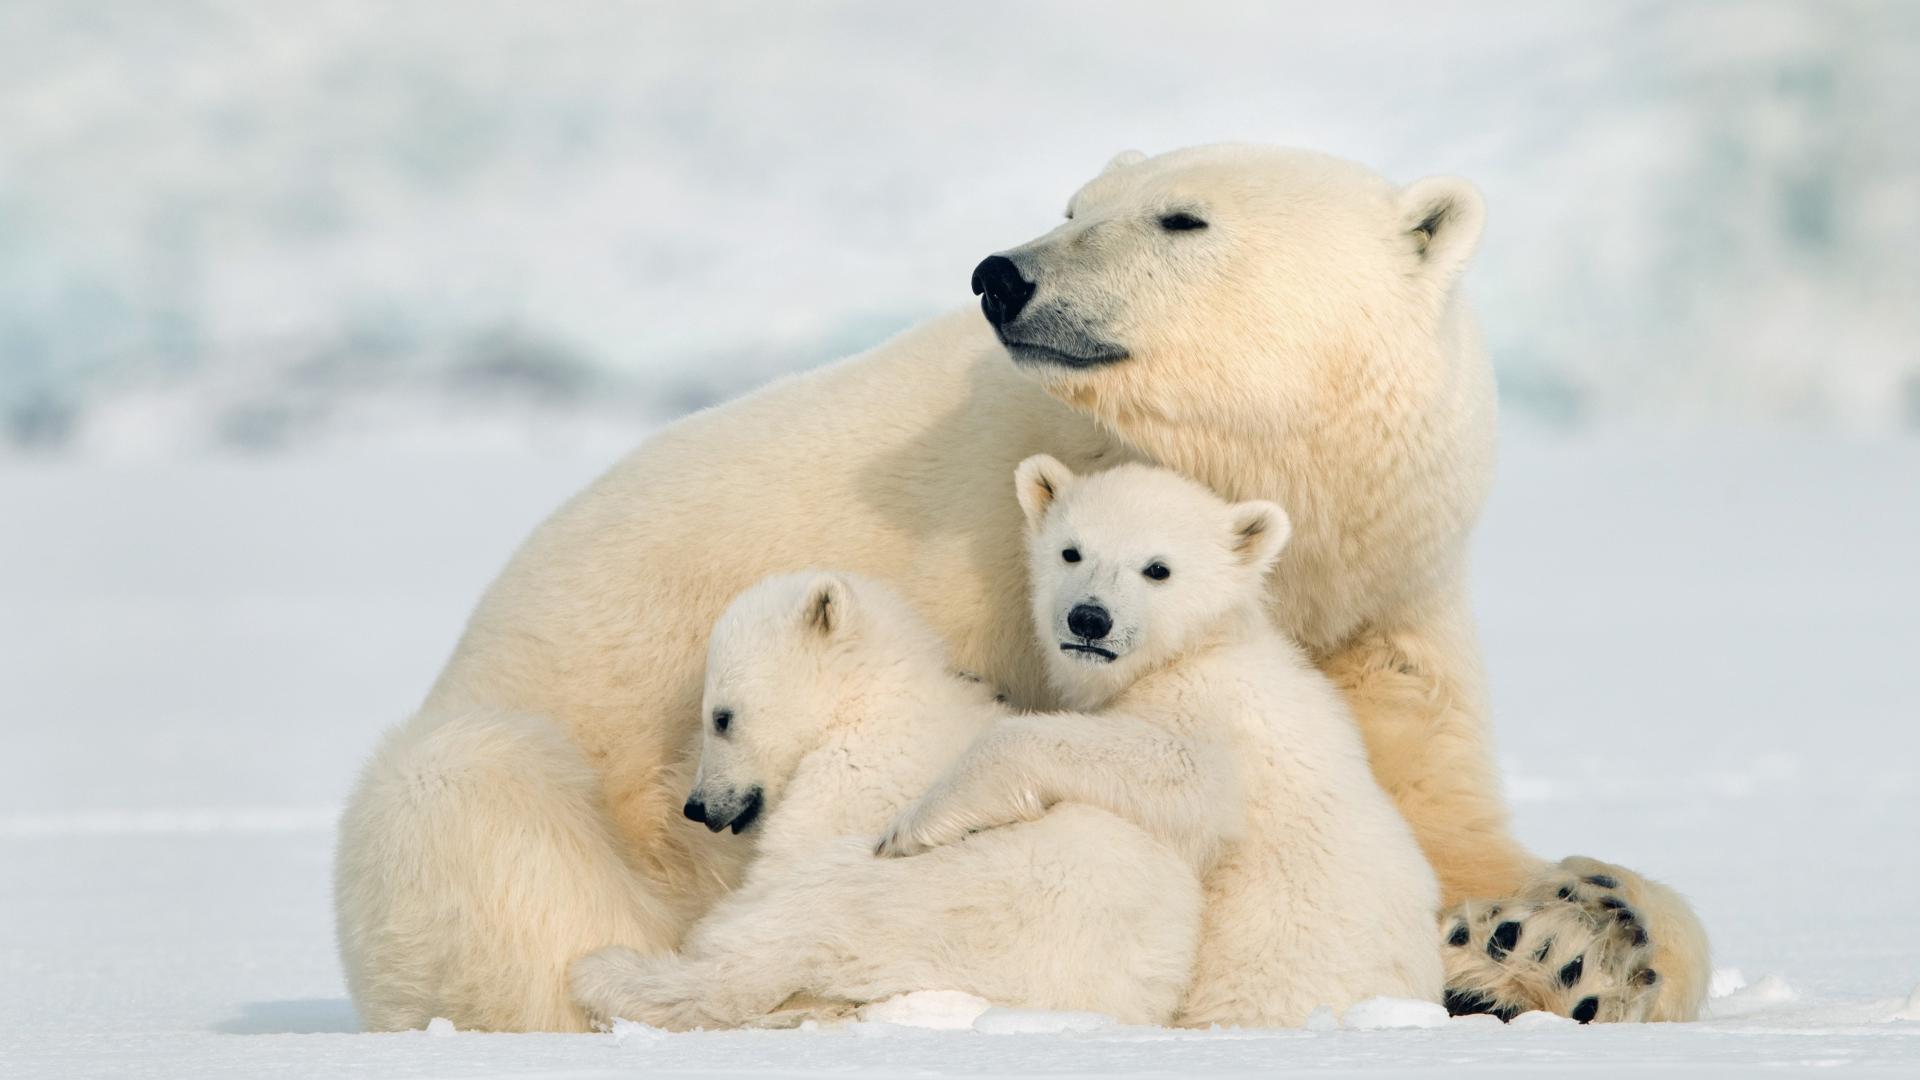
[3,0,1916,458]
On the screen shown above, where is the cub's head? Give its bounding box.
[1016,454,1291,709]
[684,571,929,835]
[974,144,1484,445]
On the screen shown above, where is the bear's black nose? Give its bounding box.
[1067,603,1112,641]
[682,795,707,825]
[972,254,1035,328]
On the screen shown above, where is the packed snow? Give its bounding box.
[3,427,1917,1077]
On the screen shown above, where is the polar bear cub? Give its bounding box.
[568,569,1206,1030]
[877,456,1445,1026]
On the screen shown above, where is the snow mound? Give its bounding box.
[424,1017,454,1037]
[1710,967,1749,998]
[610,1018,667,1045]
[973,1007,1118,1035]
[1341,997,1452,1030]
[855,990,991,1031]
[1891,985,1920,1023]
[1705,974,1798,1018]
[1509,1010,1576,1029]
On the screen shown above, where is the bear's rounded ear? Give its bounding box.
[1398,176,1485,287]
[1228,500,1292,572]
[1100,149,1147,176]
[795,572,854,638]
[1014,454,1077,529]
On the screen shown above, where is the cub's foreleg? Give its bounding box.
[874,712,1238,869]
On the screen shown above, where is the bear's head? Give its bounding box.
[1015,453,1291,710]
[683,570,943,834]
[977,144,1486,485]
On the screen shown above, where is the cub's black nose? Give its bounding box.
[971,254,1036,328]
[1067,603,1112,641]
[682,796,707,825]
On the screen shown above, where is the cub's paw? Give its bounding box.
[570,946,712,1032]
[1440,888,1660,1024]
[873,799,946,858]
[873,777,1028,858]
[569,946,655,1031]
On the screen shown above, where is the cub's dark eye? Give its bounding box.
[1062,548,1081,563]
[1143,562,1171,581]
[1158,212,1207,232]
[712,709,732,734]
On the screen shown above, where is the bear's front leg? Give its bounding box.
[1439,856,1709,1022]
[1324,598,1709,1022]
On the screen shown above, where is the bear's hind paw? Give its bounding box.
[1439,885,1659,1025]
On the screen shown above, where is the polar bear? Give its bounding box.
[876,457,1444,1026]
[568,569,1206,1030]
[335,144,1707,1032]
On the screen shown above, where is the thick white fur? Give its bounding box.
[568,572,1203,1030]
[877,460,1444,1026]
[335,144,1707,1031]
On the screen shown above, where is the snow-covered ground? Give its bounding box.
[3,424,1917,1077]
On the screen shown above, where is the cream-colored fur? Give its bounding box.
[334,143,1708,1031]
[569,570,1203,1030]
[877,459,1443,1026]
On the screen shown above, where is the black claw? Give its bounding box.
[1448,923,1470,947]
[1558,954,1585,987]
[1583,874,1619,890]
[1634,968,1660,987]
[1597,896,1626,911]
[1614,907,1637,926]
[1572,996,1599,1024]
[1489,920,1521,959]
[1556,886,1574,901]
[1532,937,1554,963]
[1627,924,1648,947]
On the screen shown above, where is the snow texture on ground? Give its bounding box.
[2,426,1918,1077]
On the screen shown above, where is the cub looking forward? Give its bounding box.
[877,456,1445,1026]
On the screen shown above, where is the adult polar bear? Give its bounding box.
[335,144,1708,1031]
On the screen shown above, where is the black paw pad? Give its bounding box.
[1583,874,1619,889]
[1633,968,1660,987]
[1558,955,1585,987]
[1445,989,1519,1023]
[1488,920,1521,959]
[1448,923,1469,947]
[1572,996,1600,1024]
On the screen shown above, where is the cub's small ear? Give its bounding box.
[1100,149,1147,176]
[1399,176,1485,286]
[796,572,854,637]
[1228,500,1292,572]
[1014,454,1077,529]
